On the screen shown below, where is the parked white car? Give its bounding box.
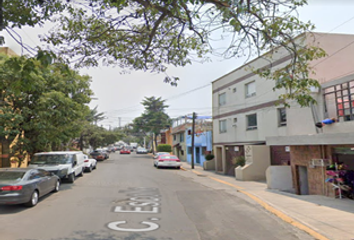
[83,154,97,172]
[136,147,148,154]
[153,152,170,159]
[29,151,85,183]
[154,154,181,169]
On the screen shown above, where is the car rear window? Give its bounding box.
[0,171,25,181]
[160,155,178,160]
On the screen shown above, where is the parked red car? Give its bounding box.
[120,149,131,154]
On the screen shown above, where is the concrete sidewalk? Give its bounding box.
[179,162,354,240]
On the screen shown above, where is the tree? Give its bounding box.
[0,53,93,166]
[130,96,171,152]
[77,106,106,150]
[85,126,123,150]
[1,0,325,107]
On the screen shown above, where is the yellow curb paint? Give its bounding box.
[208,176,244,190]
[180,167,187,171]
[238,190,330,240]
[201,174,331,240]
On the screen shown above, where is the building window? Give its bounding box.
[246,114,257,130]
[187,147,192,154]
[219,119,227,133]
[179,133,184,142]
[233,117,237,123]
[233,88,237,93]
[245,81,256,98]
[219,92,226,106]
[278,108,287,126]
[324,80,354,121]
[173,135,176,141]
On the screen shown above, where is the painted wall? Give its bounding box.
[235,145,271,181]
[307,33,354,84]
[266,166,294,192]
[186,131,212,166]
[212,33,354,146]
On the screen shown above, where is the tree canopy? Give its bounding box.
[2,0,325,106]
[129,96,171,150]
[0,53,93,166]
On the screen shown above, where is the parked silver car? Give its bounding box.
[0,168,60,207]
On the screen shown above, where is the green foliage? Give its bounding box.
[1,0,326,105]
[0,53,93,164]
[0,0,65,31]
[205,154,215,161]
[233,156,246,167]
[129,96,171,151]
[157,144,171,153]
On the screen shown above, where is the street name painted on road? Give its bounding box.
[107,187,161,232]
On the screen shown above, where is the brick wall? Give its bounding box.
[290,144,354,196]
[290,145,328,195]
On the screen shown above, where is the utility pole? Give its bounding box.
[191,112,196,169]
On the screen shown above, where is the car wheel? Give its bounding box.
[53,180,60,192]
[87,165,92,172]
[68,173,75,183]
[25,190,39,207]
[176,166,181,169]
[93,163,97,170]
[78,168,84,177]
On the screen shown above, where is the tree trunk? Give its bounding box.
[154,134,158,153]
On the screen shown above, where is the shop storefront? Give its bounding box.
[326,147,354,199]
[266,132,354,199]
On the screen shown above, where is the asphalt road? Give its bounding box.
[0,152,314,240]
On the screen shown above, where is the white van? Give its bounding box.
[28,151,85,183]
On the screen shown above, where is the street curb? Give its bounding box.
[185,168,331,240]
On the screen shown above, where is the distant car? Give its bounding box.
[90,149,108,161]
[108,146,116,153]
[0,168,60,207]
[136,147,148,154]
[83,154,97,172]
[153,152,170,159]
[154,154,181,169]
[120,149,131,154]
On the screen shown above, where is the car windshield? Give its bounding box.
[31,154,74,165]
[0,171,25,181]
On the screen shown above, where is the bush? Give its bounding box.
[157,144,172,152]
[233,156,246,167]
[205,154,214,161]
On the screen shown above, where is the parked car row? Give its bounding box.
[153,152,181,169]
[0,151,99,208]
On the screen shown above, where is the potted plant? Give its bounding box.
[234,155,246,178]
[203,154,215,170]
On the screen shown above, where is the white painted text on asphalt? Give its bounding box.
[108,187,161,232]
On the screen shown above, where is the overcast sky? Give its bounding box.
[3,0,354,129]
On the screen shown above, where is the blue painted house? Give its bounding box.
[186,130,213,166]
